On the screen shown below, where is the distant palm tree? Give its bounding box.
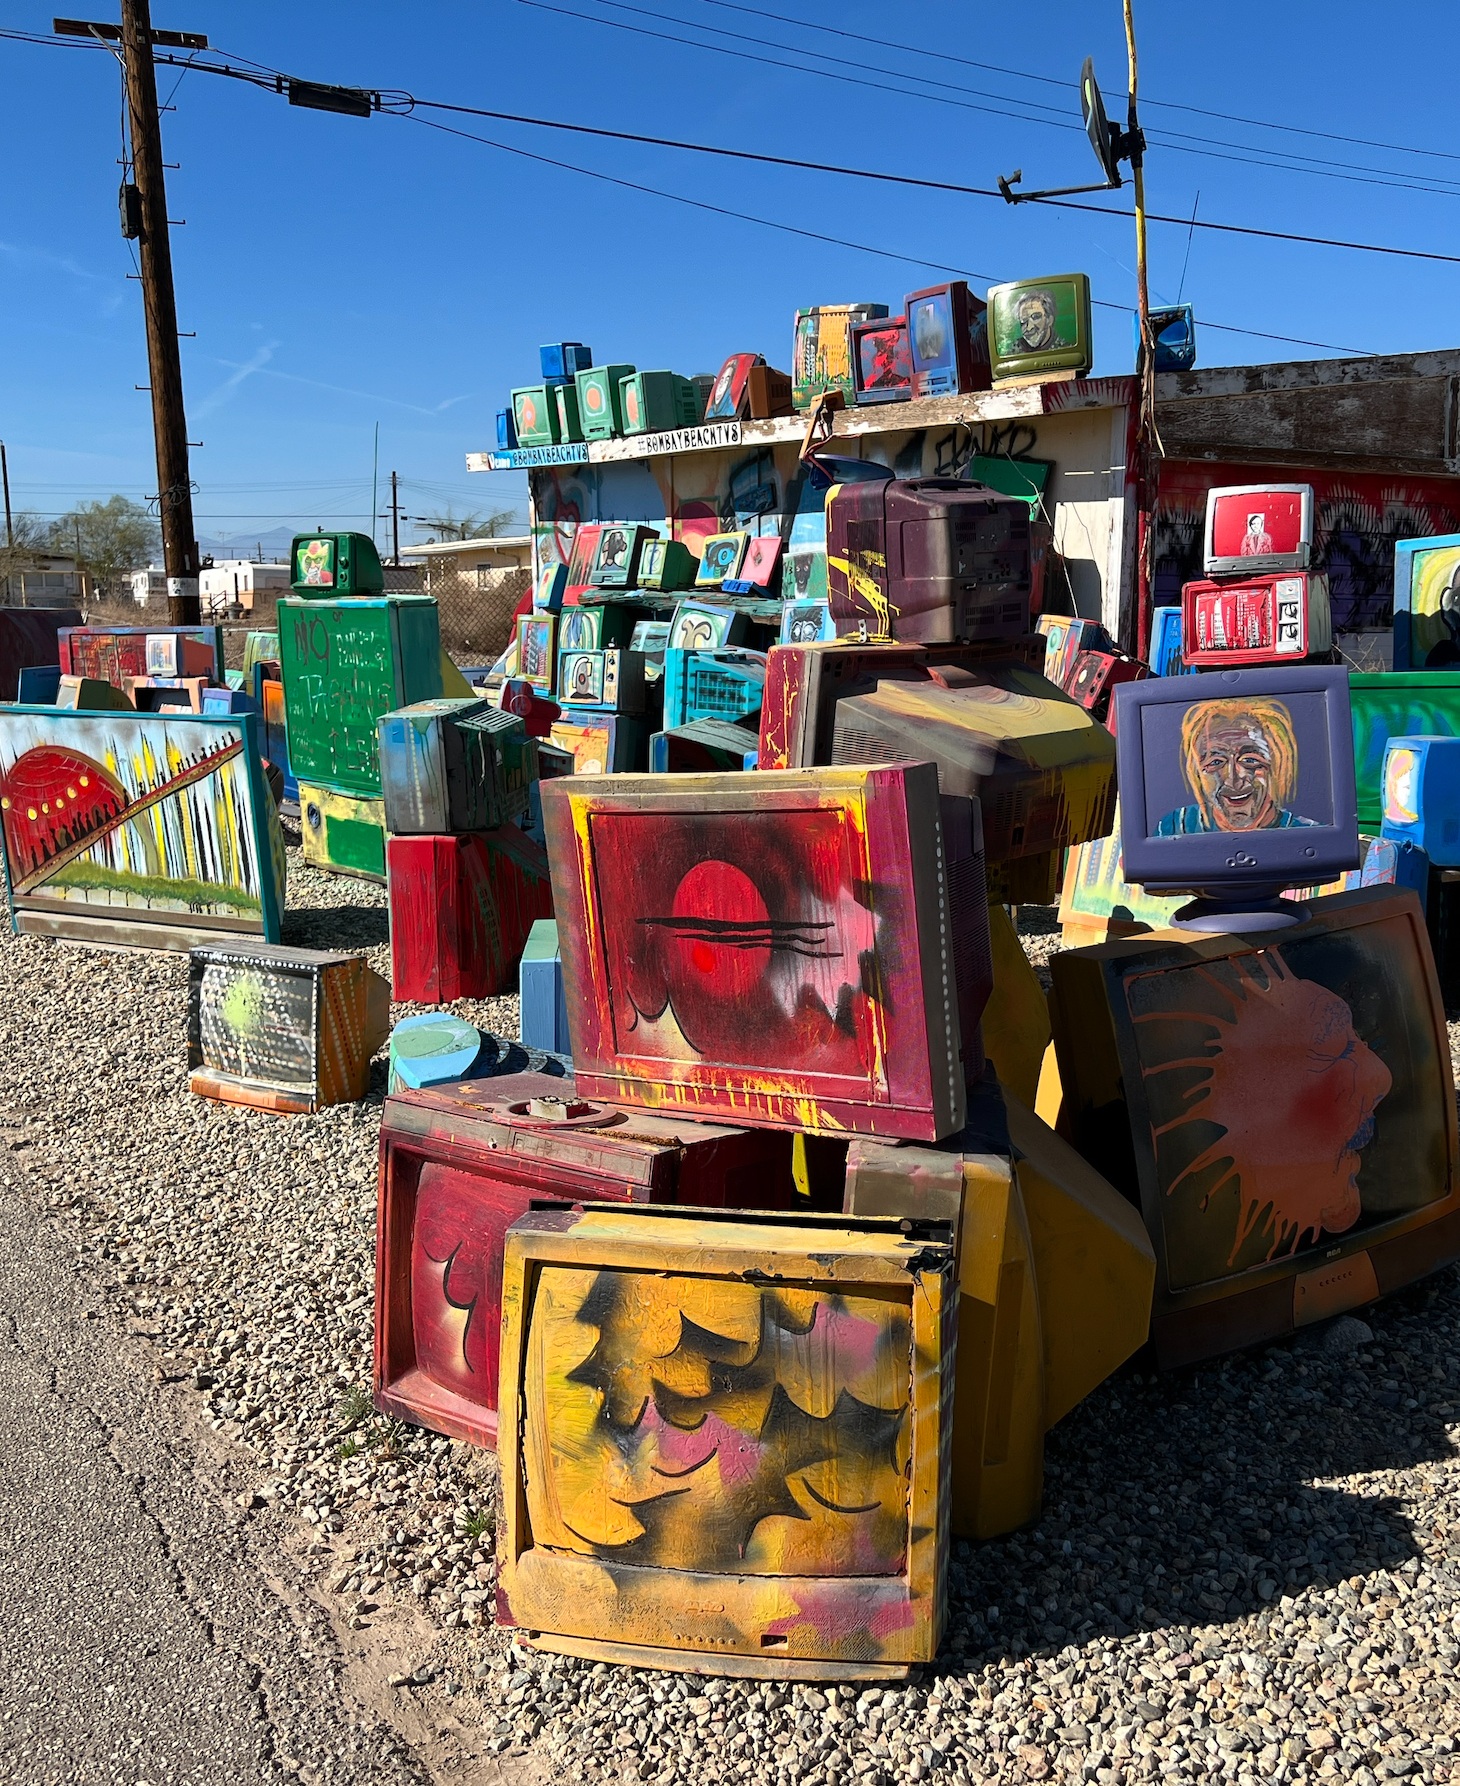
[412,507,519,542]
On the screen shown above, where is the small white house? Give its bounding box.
[198,559,291,614]
[129,566,168,607]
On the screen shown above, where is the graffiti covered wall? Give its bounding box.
[1155,461,1460,631]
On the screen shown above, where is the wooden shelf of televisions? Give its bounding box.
[496,273,1110,780]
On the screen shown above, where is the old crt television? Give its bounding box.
[1204,483,1313,578]
[703,351,763,420]
[1382,735,1460,867]
[541,764,969,1141]
[904,281,991,398]
[1393,533,1460,670]
[372,1077,798,1448]
[495,1203,956,1675]
[826,477,1032,644]
[574,363,635,440]
[1143,304,1196,373]
[758,642,1115,862]
[541,342,591,379]
[291,531,384,597]
[1050,885,1460,1369]
[1114,665,1360,904]
[511,385,561,447]
[1182,572,1331,666]
[792,302,889,409]
[987,273,1093,383]
[850,315,913,405]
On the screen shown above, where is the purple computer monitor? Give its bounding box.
[1115,665,1359,897]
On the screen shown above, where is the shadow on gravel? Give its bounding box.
[282,904,391,952]
[943,1266,1460,1666]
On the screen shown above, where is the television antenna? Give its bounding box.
[997,58,1145,204]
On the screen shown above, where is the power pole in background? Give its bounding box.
[118,0,202,623]
[1123,0,1158,665]
[390,470,401,566]
[1,442,13,607]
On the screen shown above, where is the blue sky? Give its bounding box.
[2,0,1456,554]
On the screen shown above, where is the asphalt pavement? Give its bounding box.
[0,1178,433,1786]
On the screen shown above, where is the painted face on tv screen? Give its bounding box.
[1142,694,1334,838]
[1126,917,1448,1291]
[911,298,950,366]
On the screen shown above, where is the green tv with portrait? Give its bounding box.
[291,531,385,598]
[987,273,1093,384]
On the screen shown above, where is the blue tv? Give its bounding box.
[1380,734,1460,867]
[1139,305,1196,374]
[496,407,518,451]
[1393,533,1460,670]
[1149,606,1195,676]
[1114,664,1359,922]
[540,343,592,379]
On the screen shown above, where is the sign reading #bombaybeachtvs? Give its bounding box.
[473,422,744,474]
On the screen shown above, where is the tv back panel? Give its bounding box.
[540,342,591,379]
[1114,665,1359,900]
[1203,484,1314,578]
[826,478,1032,644]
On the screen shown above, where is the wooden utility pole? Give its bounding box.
[120,0,200,622]
[1124,0,1158,664]
[1,441,13,608]
[390,470,401,566]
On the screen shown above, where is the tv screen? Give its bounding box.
[540,763,969,1140]
[496,1202,956,1671]
[1050,885,1460,1367]
[1115,666,1359,897]
[1204,483,1313,577]
[294,537,334,588]
[851,316,913,404]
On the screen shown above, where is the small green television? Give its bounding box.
[638,538,699,591]
[512,385,561,448]
[575,363,636,440]
[619,371,700,437]
[291,532,385,597]
[987,273,1093,384]
[553,383,584,444]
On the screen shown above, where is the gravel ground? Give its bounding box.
[3,863,1460,1786]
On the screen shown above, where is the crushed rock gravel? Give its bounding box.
[2,858,1459,1786]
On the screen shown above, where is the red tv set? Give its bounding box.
[1182,572,1332,667]
[541,763,972,1141]
[1204,483,1314,578]
[850,315,913,405]
[373,1073,799,1445]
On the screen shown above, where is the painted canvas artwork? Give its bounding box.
[0,708,283,948]
[497,1203,955,1674]
[541,764,965,1139]
[516,616,555,692]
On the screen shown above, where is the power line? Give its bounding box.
[513,0,1460,200]
[11,24,1460,269]
[404,112,1374,355]
[686,0,1460,169]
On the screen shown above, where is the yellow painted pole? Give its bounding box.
[1124,0,1158,662]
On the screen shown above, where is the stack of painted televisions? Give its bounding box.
[371,605,1158,1678]
[376,696,552,1003]
[1178,483,1332,670]
[275,529,447,884]
[374,759,1155,1679]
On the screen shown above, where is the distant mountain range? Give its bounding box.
[197,527,297,564]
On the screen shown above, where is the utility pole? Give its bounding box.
[390,469,401,566]
[0,442,12,608]
[119,0,201,623]
[1124,0,1158,665]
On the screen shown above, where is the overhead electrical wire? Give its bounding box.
[686,0,1460,168]
[405,111,1374,355]
[555,0,1460,197]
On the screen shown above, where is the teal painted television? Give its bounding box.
[1350,671,1460,830]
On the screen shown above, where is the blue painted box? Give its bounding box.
[519,917,571,1057]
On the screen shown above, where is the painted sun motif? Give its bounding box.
[1137,949,1392,1265]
